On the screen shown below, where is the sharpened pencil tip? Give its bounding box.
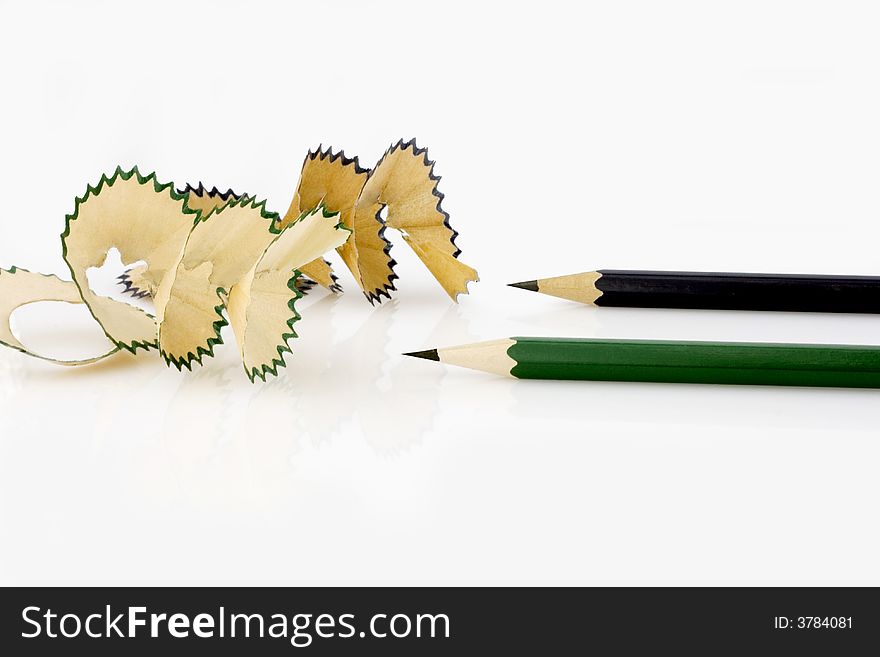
[508,280,539,292]
[403,349,440,362]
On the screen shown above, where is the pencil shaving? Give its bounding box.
[290,140,479,302]
[0,267,120,365]
[287,147,370,292]
[228,206,350,381]
[62,168,197,353]
[353,140,478,302]
[0,140,477,380]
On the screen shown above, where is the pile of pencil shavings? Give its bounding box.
[0,140,479,381]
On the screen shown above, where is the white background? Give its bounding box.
[1,0,879,586]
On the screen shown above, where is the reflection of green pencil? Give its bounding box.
[405,337,880,388]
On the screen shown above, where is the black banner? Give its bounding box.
[0,587,876,654]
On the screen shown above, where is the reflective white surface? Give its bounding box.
[2,0,880,585]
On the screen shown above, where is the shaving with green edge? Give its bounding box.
[0,140,478,381]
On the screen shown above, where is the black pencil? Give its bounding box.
[509,270,880,314]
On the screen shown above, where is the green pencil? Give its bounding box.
[404,337,880,388]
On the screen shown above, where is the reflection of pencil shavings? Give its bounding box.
[0,140,478,380]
